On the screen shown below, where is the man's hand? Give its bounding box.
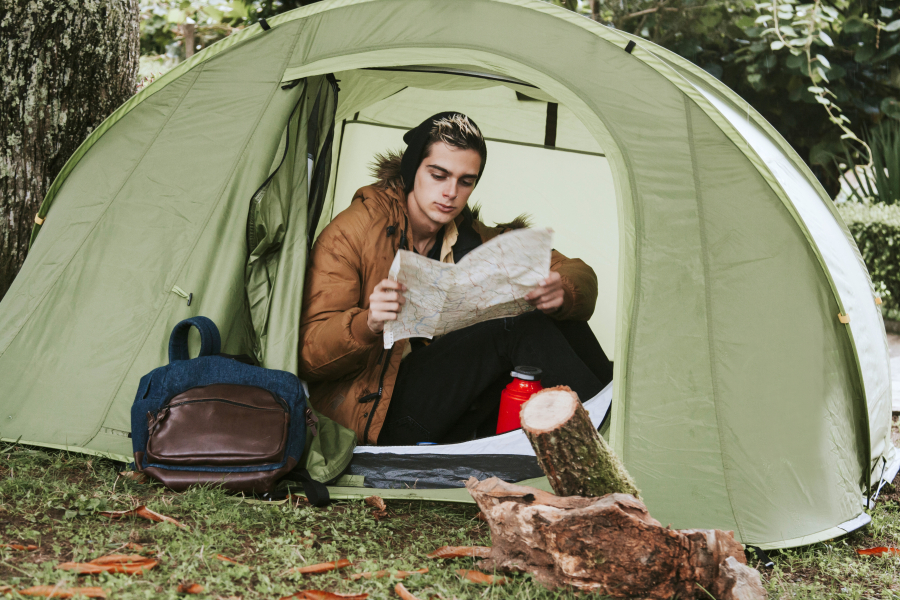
[367,279,407,335]
[525,271,565,314]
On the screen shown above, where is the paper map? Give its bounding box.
[383,228,553,348]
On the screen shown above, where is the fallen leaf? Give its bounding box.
[89,554,146,565]
[427,546,491,559]
[475,512,488,522]
[118,471,149,484]
[215,554,244,565]
[455,569,506,585]
[0,585,13,593]
[99,505,187,529]
[287,559,352,575]
[279,591,368,600]
[364,496,386,511]
[177,583,204,594]
[57,555,158,575]
[0,543,38,551]
[19,586,106,598]
[121,542,148,554]
[364,496,388,519]
[393,583,420,600]
[857,547,900,556]
[349,568,428,581]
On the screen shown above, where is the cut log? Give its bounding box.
[521,386,639,498]
[466,477,766,600]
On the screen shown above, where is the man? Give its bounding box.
[299,112,612,445]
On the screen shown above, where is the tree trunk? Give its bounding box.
[521,386,640,498]
[0,0,139,300]
[466,477,766,599]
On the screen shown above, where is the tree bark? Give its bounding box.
[521,386,640,498]
[0,0,139,300]
[466,477,766,599]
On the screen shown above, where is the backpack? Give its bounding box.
[130,316,326,501]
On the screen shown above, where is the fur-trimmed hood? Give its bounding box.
[370,150,405,191]
[367,150,532,231]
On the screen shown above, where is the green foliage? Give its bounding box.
[840,120,900,204]
[837,200,900,310]
[587,0,900,194]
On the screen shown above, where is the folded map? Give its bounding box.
[383,227,553,348]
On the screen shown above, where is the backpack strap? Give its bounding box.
[168,316,222,363]
[283,468,331,507]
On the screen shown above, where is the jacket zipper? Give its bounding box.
[358,217,406,440]
[361,346,393,443]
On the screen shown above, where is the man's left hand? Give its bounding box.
[525,271,565,314]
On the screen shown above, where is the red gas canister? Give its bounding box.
[496,366,543,434]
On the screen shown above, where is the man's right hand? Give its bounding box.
[367,279,406,335]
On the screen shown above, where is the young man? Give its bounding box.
[299,112,612,445]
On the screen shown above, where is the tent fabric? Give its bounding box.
[0,0,894,550]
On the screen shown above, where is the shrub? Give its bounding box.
[837,201,900,318]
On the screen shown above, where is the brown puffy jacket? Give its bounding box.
[298,154,599,444]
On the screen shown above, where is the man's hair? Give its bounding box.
[423,113,487,169]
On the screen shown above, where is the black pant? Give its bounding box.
[377,311,613,445]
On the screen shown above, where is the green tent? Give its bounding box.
[1,0,896,550]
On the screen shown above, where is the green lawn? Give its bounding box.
[1,443,900,599]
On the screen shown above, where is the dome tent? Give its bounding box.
[0,0,896,550]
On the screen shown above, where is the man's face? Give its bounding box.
[407,141,481,230]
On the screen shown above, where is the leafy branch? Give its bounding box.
[756,0,883,168]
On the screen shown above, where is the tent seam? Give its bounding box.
[0,65,205,363]
[81,22,306,448]
[684,96,745,541]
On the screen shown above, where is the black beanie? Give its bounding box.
[400,112,487,194]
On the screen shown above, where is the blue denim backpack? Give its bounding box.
[131,316,326,501]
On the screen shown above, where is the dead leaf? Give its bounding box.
[215,554,244,565]
[393,583,421,600]
[89,554,146,565]
[177,583,204,594]
[121,542,149,554]
[118,471,149,484]
[0,585,12,594]
[287,559,353,575]
[455,569,506,585]
[364,496,386,511]
[364,496,388,519]
[99,505,187,529]
[0,543,38,551]
[475,512,488,522]
[427,546,491,559]
[857,547,900,556]
[19,586,106,598]
[57,554,158,575]
[279,591,368,600]
[349,568,428,581]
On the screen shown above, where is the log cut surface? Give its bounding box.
[521,386,640,498]
[466,477,766,600]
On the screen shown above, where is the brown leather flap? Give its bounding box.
[146,384,289,466]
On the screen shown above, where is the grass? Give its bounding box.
[2,440,900,599]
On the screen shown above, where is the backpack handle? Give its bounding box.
[168,316,222,363]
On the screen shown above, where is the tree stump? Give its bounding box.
[467,477,766,600]
[521,386,639,498]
